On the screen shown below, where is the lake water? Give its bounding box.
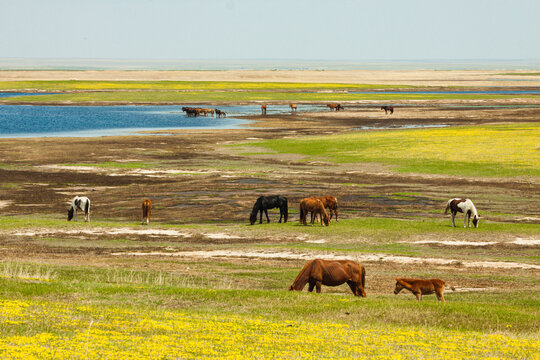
[0,102,326,138]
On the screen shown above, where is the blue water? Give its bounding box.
[0,92,55,98]
[0,105,253,138]
[0,103,327,138]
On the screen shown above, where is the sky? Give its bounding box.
[1,0,539,61]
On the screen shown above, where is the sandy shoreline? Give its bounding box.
[1,69,539,87]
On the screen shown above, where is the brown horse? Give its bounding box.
[313,196,339,223]
[299,197,329,226]
[327,104,343,111]
[394,278,455,302]
[261,104,267,115]
[289,104,297,112]
[142,199,151,225]
[381,106,394,115]
[289,259,366,296]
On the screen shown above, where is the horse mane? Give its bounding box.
[466,199,478,218]
[250,197,263,220]
[290,260,314,290]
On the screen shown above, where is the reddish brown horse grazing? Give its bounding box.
[261,104,267,115]
[394,278,455,302]
[289,259,366,296]
[299,197,330,226]
[314,196,339,223]
[326,104,343,111]
[142,199,152,225]
[289,104,297,112]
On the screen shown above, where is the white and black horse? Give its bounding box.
[68,196,91,222]
[445,198,479,228]
[250,195,288,225]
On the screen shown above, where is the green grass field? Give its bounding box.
[237,123,540,177]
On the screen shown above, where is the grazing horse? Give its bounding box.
[142,199,152,225]
[261,104,267,115]
[289,259,366,297]
[289,104,297,112]
[67,196,90,222]
[299,197,330,226]
[381,106,394,114]
[327,104,343,111]
[314,196,339,223]
[250,195,288,225]
[445,198,479,228]
[394,278,455,302]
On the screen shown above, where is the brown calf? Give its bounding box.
[142,199,152,225]
[394,278,455,302]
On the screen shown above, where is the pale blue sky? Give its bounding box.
[1,0,539,60]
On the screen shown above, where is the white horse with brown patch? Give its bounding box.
[445,198,479,228]
[68,196,90,222]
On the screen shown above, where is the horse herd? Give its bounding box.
[181,104,394,117]
[66,194,478,301]
[182,107,226,118]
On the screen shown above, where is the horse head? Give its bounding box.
[322,214,330,226]
[472,215,479,228]
[249,210,258,225]
[67,207,74,221]
[288,285,294,291]
[394,279,405,294]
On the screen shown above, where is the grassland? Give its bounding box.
[238,123,540,177]
[0,78,539,358]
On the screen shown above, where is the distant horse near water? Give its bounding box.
[142,199,152,225]
[68,196,90,222]
[445,198,479,228]
[289,259,366,296]
[215,109,226,118]
[289,104,297,112]
[261,104,267,115]
[327,104,343,111]
[381,106,394,114]
[250,195,288,225]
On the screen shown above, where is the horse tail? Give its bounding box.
[290,260,314,291]
[283,198,288,223]
[444,199,452,215]
[361,266,366,291]
[85,198,90,214]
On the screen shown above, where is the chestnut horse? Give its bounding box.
[261,104,267,115]
[394,278,455,302]
[313,196,339,223]
[289,259,366,296]
[289,104,297,112]
[381,106,394,114]
[142,199,152,225]
[299,197,329,226]
[445,198,479,228]
[327,104,343,111]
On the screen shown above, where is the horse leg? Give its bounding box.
[259,210,263,224]
[264,209,270,223]
[451,212,456,227]
[347,281,358,296]
[308,282,315,292]
[464,213,469,228]
[315,281,322,293]
[415,292,422,301]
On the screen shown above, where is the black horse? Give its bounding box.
[381,106,394,115]
[250,195,288,225]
